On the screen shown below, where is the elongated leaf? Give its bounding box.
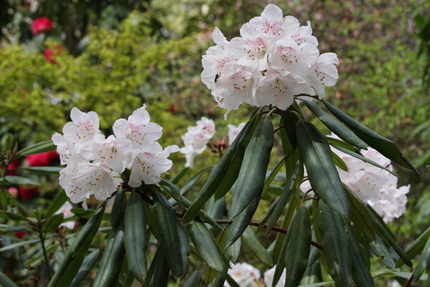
[414,235,430,282]
[296,120,350,217]
[17,141,56,157]
[396,227,430,267]
[46,191,68,218]
[285,205,311,287]
[4,175,39,186]
[304,100,367,149]
[70,250,100,287]
[318,201,353,287]
[265,162,299,234]
[146,247,169,287]
[170,167,190,185]
[344,217,374,287]
[0,270,18,287]
[93,230,125,286]
[124,190,147,283]
[321,99,418,173]
[48,202,107,287]
[330,144,395,175]
[0,210,28,221]
[241,227,273,266]
[188,221,226,273]
[109,188,124,229]
[225,193,260,249]
[153,191,189,279]
[19,166,63,175]
[229,119,273,219]
[366,206,411,267]
[182,112,259,224]
[41,213,64,233]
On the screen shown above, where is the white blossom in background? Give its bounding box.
[224,262,262,287]
[264,266,287,287]
[180,117,215,168]
[54,201,76,230]
[53,106,179,209]
[228,122,246,145]
[201,4,339,114]
[300,134,410,222]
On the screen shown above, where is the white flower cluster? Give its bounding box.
[224,262,286,287]
[180,117,216,168]
[301,135,410,222]
[180,119,247,168]
[201,4,339,114]
[52,106,179,209]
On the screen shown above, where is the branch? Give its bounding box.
[215,219,323,250]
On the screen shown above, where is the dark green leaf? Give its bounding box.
[70,250,100,287]
[45,191,68,218]
[414,235,430,282]
[48,202,107,287]
[93,230,125,287]
[285,205,311,287]
[296,120,350,217]
[0,270,18,287]
[229,119,273,219]
[318,201,353,287]
[225,193,260,249]
[3,175,40,186]
[16,141,56,157]
[41,213,64,233]
[322,99,418,173]
[188,221,226,273]
[19,166,63,175]
[396,227,430,267]
[241,227,273,266]
[304,100,367,149]
[153,191,189,279]
[124,190,147,283]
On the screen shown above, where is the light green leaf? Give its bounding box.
[16,141,56,157]
[241,227,273,266]
[3,175,40,186]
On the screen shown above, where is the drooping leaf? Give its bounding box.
[296,120,350,217]
[321,99,418,173]
[93,230,125,286]
[70,250,100,287]
[153,191,189,279]
[318,201,353,287]
[188,221,226,273]
[41,213,64,233]
[48,201,107,287]
[241,226,273,266]
[396,227,430,267]
[304,100,367,149]
[414,234,430,283]
[0,270,18,287]
[284,204,311,287]
[182,111,260,224]
[229,119,273,219]
[16,141,56,157]
[3,175,40,186]
[124,190,148,283]
[18,166,63,175]
[45,190,68,218]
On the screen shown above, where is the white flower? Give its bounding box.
[264,266,287,287]
[113,104,162,150]
[54,201,76,229]
[224,262,261,287]
[180,117,215,168]
[54,105,178,208]
[128,143,179,187]
[228,123,246,145]
[201,4,339,114]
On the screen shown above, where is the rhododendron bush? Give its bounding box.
[1,3,429,287]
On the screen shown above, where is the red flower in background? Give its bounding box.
[44,46,63,64]
[6,160,20,175]
[14,232,25,239]
[31,17,53,35]
[26,150,58,166]
[18,186,39,201]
